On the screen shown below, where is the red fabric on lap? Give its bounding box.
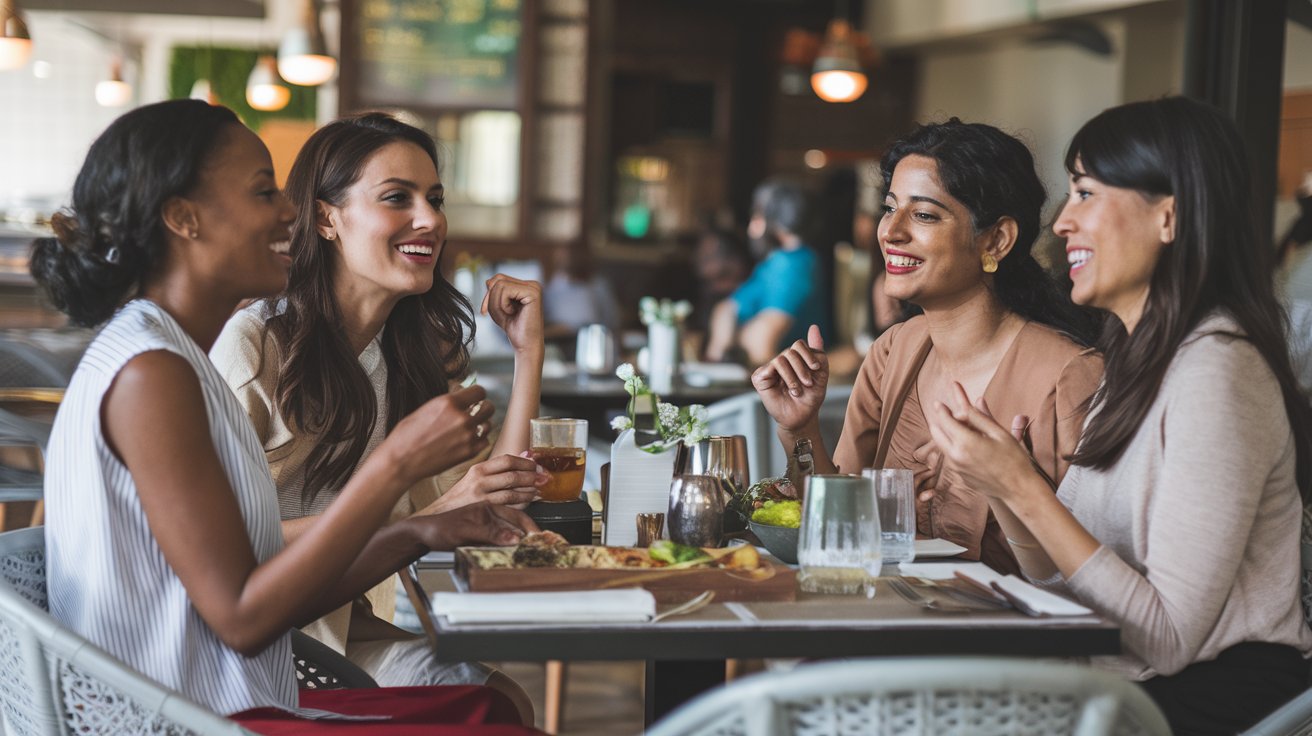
[232,686,542,735]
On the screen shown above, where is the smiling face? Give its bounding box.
[320,140,446,306]
[1053,161,1174,330]
[877,154,996,309]
[186,124,295,300]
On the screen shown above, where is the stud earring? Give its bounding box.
[189,230,199,239]
[324,232,336,241]
[981,253,998,273]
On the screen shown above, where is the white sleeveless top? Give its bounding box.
[45,299,297,715]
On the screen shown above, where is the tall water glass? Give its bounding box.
[668,474,724,548]
[797,474,882,594]
[863,468,915,563]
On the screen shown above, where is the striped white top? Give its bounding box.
[45,299,297,715]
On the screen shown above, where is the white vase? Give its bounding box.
[605,428,678,546]
[647,322,679,394]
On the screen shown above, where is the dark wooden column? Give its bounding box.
[1183,0,1288,244]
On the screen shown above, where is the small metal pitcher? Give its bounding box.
[672,435,750,534]
[575,324,616,376]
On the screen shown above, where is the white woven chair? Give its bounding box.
[0,526,252,735]
[646,657,1171,736]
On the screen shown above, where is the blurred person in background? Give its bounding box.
[705,178,832,366]
[1278,173,1312,393]
[692,226,754,333]
[543,240,621,339]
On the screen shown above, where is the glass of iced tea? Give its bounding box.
[530,418,588,502]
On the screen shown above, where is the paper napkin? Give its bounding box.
[432,588,657,625]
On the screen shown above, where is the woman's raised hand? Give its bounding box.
[422,452,548,512]
[481,274,544,356]
[382,384,495,486]
[751,324,829,431]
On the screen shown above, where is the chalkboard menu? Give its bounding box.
[354,0,521,109]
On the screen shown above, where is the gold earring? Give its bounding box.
[324,232,335,241]
[981,253,998,273]
[189,230,199,239]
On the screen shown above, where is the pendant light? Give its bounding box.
[246,54,290,111]
[189,78,218,104]
[94,57,132,107]
[278,0,335,86]
[811,17,867,103]
[0,0,33,71]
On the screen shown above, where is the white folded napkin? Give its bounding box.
[432,588,657,625]
[914,539,968,558]
[955,566,1093,617]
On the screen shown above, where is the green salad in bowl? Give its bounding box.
[748,499,801,564]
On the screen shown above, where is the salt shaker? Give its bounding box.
[667,474,724,548]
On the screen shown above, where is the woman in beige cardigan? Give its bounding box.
[212,113,543,720]
[931,97,1312,734]
[752,120,1102,575]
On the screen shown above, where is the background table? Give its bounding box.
[413,568,1120,726]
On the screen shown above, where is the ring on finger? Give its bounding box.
[475,422,488,439]
[468,400,484,417]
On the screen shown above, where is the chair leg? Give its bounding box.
[0,503,7,532]
[544,659,567,734]
[725,659,740,682]
[29,500,42,527]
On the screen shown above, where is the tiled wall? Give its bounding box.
[0,14,129,210]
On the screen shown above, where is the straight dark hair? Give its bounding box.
[1066,97,1312,499]
[269,113,473,500]
[30,100,241,326]
[881,119,1101,345]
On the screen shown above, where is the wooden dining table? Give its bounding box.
[407,563,1120,727]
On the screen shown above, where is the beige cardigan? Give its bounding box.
[833,316,1103,574]
[211,303,483,652]
[1050,313,1312,679]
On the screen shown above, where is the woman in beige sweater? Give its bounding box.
[931,97,1312,734]
[212,113,544,718]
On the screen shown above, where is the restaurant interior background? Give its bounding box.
[1,0,1311,353]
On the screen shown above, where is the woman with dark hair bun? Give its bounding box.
[34,99,538,731]
[752,119,1103,575]
[932,97,1312,734]
[211,112,542,716]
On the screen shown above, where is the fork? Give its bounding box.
[888,578,978,613]
[650,591,716,623]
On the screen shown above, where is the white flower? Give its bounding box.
[672,300,693,320]
[684,426,709,445]
[611,415,633,431]
[657,401,679,428]
[688,404,708,423]
[615,363,635,381]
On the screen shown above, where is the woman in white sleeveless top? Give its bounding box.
[32,99,538,732]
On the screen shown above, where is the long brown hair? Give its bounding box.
[270,113,473,499]
[1066,98,1312,500]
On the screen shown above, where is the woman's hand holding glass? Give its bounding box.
[751,324,829,432]
[379,384,495,486]
[422,452,549,513]
[481,274,544,355]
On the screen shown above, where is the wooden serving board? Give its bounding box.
[454,547,796,603]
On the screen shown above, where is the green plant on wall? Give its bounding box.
[168,46,316,131]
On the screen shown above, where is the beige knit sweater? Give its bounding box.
[1046,313,1312,679]
[210,303,483,653]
